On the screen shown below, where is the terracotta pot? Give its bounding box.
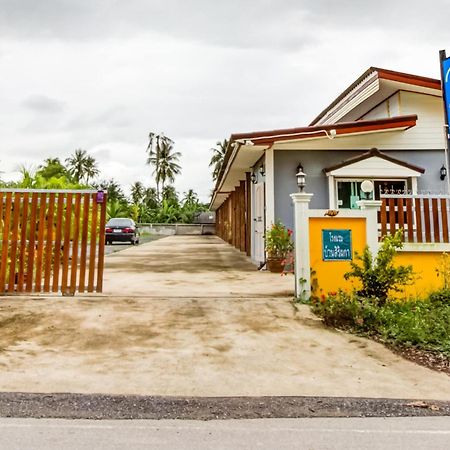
[267,257,285,273]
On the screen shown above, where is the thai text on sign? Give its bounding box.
[322,229,352,261]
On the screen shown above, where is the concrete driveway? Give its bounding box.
[103,235,293,298]
[0,235,449,399]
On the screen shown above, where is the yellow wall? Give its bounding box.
[396,252,443,297]
[309,217,367,296]
[309,216,445,298]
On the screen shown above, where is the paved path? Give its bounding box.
[0,235,449,399]
[1,418,450,450]
[103,235,293,297]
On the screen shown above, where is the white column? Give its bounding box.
[327,175,335,208]
[265,148,275,227]
[356,200,382,254]
[290,192,314,298]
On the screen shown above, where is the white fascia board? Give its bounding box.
[326,156,422,178]
[316,72,379,125]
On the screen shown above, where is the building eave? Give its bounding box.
[310,67,441,126]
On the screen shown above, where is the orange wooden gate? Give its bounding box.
[0,189,107,295]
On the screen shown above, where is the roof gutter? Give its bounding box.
[209,140,243,208]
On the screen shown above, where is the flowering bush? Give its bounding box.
[264,221,294,258]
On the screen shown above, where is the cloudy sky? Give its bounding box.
[1,0,449,201]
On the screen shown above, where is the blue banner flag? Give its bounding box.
[443,57,450,126]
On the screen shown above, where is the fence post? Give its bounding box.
[357,200,382,254]
[290,192,314,298]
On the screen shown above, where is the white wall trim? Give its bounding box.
[265,148,275,227]
[400,243,450,252]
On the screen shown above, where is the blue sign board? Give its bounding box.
[322,229,352,261]
[443,57,450,126]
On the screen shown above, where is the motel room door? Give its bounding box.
[254,182,265,263]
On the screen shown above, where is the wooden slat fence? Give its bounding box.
[0,189,107,295]
[380,194,450,243]
[215,178,251,255]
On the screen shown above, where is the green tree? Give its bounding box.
[95,179,126,202]
[84,155,99,184]
[161,185,179,205]
[66,149,99,184]
[36,157,69,180]
[66,149,88,182]
[106,199,129,220]
[344,230,414,304]
[182,189,198,207]
[146,132,181,198]
[143,187,159,209]
[130,181,145,204]
[209,138,228,182]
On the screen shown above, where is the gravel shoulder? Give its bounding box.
[0,393,448,420]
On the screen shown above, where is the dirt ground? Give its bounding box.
[0,235,449,399]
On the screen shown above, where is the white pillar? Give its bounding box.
[356,200,382,254]
[290,192,314,298]
[265,148,275,227]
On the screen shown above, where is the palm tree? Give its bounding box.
[146,132,181,198]
[209,138,229,182]
[66,149,99,184]
[183,189,198,207]
[130,181,144,204]
[66,149,89,183]
[143,187,159,209]
[84,156,99,184]
[161,185,178,204]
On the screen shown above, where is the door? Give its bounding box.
[254,183,265,263]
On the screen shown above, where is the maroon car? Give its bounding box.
[105,218,140,245]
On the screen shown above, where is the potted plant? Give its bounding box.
[264,221,294,273]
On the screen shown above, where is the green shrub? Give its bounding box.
[312,293,380,333]
[312,293,450,357]
[344,230,414,305]
[428,288,450,305]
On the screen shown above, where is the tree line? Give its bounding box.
[1,135,208,224]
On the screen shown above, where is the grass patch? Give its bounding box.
[311,292,450,358]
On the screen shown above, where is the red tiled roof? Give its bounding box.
[230,115,417,146]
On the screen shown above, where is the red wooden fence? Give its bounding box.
[380,194,450,243]
[0,189,107,295]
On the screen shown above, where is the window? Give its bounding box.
[336,179,406,209]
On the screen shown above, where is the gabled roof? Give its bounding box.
[310,67,441,126]
[323,148,425,175]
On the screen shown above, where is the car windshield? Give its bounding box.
[107,218,133,227]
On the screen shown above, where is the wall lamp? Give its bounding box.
[259,165,265,177]
[296,169,306,192]
[251,172,257,184]
[441,165,447,181]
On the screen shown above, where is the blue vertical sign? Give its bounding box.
[443,57,450,127]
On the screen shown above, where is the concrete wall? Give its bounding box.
[138,224,216,236]
[273,149,447,231]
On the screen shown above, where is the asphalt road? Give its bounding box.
[0,417,449,450]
